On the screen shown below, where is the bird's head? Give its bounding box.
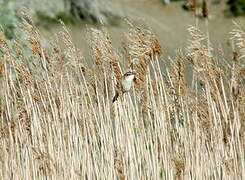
[123,71,136,82]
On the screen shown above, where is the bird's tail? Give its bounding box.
[112,91,119,103]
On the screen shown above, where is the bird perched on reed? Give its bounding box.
[112,71,136,103]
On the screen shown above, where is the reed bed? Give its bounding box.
[0,12,244,179]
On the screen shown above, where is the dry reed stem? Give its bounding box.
[87,27,122,104]
[230,25,245,144]
[0,13,244,180]
[123,20,162,127]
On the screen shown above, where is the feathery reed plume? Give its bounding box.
[187,26,223,140]
[87,27,122,104]
[124,21,161,84]
[0,32,7,117]
[187,26,222,88]
[166,50,189,133]
[230,24,245,141]
[87,27,121,74]
[0,31,11,58]
[123,20,162,126]
[20,10,43,58]
[13,40,24,58]
[0,11,245,179]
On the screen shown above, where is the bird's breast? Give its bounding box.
[122,75,134,92]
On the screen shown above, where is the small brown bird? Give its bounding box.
[112,71,136,103]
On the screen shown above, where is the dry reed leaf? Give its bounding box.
[0,10,244,180]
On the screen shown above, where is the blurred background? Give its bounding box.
[1,0,245,59]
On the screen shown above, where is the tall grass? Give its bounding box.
[0,12,244,179]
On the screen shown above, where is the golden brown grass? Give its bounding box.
[0,12,244,179]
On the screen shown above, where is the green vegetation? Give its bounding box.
[227,0,245,16]
[36,11,75,24]
[0,1,20,39]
